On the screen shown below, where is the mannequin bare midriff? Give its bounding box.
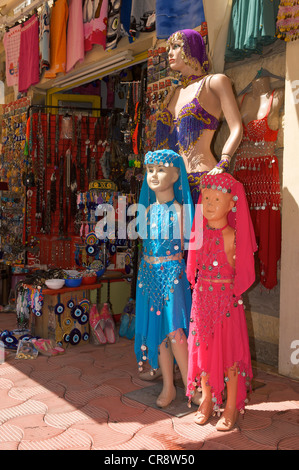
[237,75,284,158]
[167,39,243,174]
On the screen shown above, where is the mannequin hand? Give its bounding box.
[208,166,224,175]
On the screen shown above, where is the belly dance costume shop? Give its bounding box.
[233,90,281,290]
[155,29,221,205]
[134,150,194,371]
[186,173,257,413]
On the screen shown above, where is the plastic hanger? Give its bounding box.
[238,67,285,96]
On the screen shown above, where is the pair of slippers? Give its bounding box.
[31,338,65,356]
[90,303,116,345]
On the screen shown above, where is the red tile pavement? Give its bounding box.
[0,313,298,451]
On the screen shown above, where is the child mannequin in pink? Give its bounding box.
[186,173,257,431]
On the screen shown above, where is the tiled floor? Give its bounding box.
[0,313,299,451]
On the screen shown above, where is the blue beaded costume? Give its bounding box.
[135,149,194,371]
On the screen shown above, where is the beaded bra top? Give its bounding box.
[142,199,183,258]
[197,223,235,283]
[242,90,279,143]
[156,76,220,153]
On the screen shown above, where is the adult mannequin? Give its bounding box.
[233,74,284,290]
[186,173,257,431]
[134,149,198,408]
[156,29,243,204]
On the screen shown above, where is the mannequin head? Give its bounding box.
[146,164,179,201]
[166,29,209,74]
[202,188,234,229]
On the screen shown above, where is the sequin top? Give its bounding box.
[196,223,235,284]
[142,200,183,258]
[242,90,279,143]
[155,76,220,153]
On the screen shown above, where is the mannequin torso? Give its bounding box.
[163,73,242,173]
[237,76,284,158]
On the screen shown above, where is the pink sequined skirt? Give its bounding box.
[186,279,252,412]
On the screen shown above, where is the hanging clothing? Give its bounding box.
[156,0,206,39]
[44,0,69,79]
[3,24,21,88]
[67,0,84,72]
[186,173,257,413]
[202,0,232,73]
[39,1,50,72]
[225,0,280,62]
[18,15,40,93]
[233,90,281,290]
[83,0,108,52]
[106,0,123,50]
[276,0,299,42]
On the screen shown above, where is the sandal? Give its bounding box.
[31,339,65,356]
[194,399,213,425]
[216,409,238,432]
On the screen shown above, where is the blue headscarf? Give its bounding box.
[137,149,194,247]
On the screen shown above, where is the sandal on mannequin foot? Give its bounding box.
[156,387,176,408]
[216,409,238,432]
[194,399,213,425]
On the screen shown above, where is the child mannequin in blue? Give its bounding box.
[134,149,196,408]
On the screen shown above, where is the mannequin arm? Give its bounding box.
[207,74,243,175]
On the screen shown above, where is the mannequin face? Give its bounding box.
[146,164,179,193]
[167,39,186,72]
[202,189,234,226]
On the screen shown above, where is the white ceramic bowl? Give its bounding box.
[45,279,65,290]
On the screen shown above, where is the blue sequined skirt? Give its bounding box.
[134,258,191,370]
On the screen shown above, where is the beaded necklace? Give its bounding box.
[181,73,207,88]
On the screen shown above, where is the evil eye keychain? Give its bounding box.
[69,328,81,346]
[67,299,75,309]
[79,298,90,312]
[85,232,98,246]
[71,304,85,320]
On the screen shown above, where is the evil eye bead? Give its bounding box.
[55,303,64,315]
[82,332,89,341]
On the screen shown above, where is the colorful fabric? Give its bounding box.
[67,0,84,72]
[225,0,280,62]
[3,24,21,87]
[83,0,108,52]
[276,0,299,41]
[135,149,194,370]
[186,173,256,412]
[233,91,281,290]
[18,15,40,93]
[106,0,122,50]
[44,0,69,79]
[156,0,206,39]
[39,1,50,71]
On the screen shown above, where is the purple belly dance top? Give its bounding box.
[155,76,220,204]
